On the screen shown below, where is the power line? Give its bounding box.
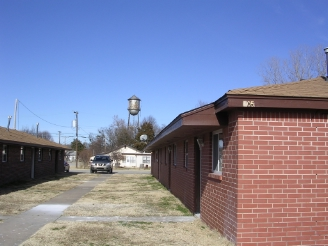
[18,100,71,128]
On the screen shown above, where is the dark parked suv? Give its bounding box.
[90,155,113,174]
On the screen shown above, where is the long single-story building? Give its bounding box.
[0,126,69,186]
[145,76,328,246]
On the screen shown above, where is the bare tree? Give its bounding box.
[88,115,164,154]
[21,126,54,141]
[196,100,209,108]
[111,150,124,167]
[104,116,136,151]
[79,148,93,168]
[259,45,326,85]
[89,132,107,155]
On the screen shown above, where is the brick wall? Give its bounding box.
[0,143,65,186]
[155,137,197,213]
[151,151,158,179]
[201,112,239,244]
[158,147,170,189]
[0,145,32,185]
[237,109,328,246]
[34,148,57,178]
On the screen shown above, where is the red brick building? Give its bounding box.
[145,76,328,246]
[0,127,68,186]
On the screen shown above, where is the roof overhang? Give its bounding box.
[215,94,328,113]
[145,104,220,151]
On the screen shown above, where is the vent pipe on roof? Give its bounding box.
[36,123,39,138]
[7,116,12,131]
[324,47,328,81]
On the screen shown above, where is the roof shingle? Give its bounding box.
[227,77,328,98]
[0,126,69,149]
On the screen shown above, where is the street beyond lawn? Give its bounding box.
[0,171,233,245]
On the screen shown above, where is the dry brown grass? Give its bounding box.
[21,220,234,246]
[2,172,234,245]
[0,173,96,215]
[64,174,191,217]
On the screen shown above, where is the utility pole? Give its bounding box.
[13,99,18,130]
[74,111,78,168]
[58,131,61,144]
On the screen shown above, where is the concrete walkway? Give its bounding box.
[0,171,195,246]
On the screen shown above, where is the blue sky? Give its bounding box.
[0,0,327,144]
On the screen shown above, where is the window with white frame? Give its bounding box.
[20,146,24,162]
[184,140,188,168]
[2,145,7,162]
[173,144,177,166]
[212,130,223,174]
[142,156,150,163]
[125,156,135,163]
[38,148,42,161]
[49,149,52,161]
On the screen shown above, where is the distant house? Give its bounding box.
[65,150,76,162]
[145,76,328,246]
[108,145,151,168]
[0,127,69,186]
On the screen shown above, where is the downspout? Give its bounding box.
[31,147,35,179]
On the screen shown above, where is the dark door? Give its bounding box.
[55,150,59,173]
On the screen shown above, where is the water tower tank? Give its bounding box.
[128,95,141,115]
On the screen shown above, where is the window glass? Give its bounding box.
[38,148,42,161]
[2,145,7,162]
[49,149,52,161]
[184,140,188,168]
[213,130,223,173]
[20,146,24,162]
[142,156,150,163]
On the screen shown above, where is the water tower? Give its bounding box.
[127,95,141,127]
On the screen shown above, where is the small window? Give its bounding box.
[213,130,223,174]
[173,144,177,166]
[184,140,188,168]
[142,156,150,164]
[38,148,42,161]
[49,149,52,161]
[58,150,62,160]
[2,145,7,162]
[20,146,24,162]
